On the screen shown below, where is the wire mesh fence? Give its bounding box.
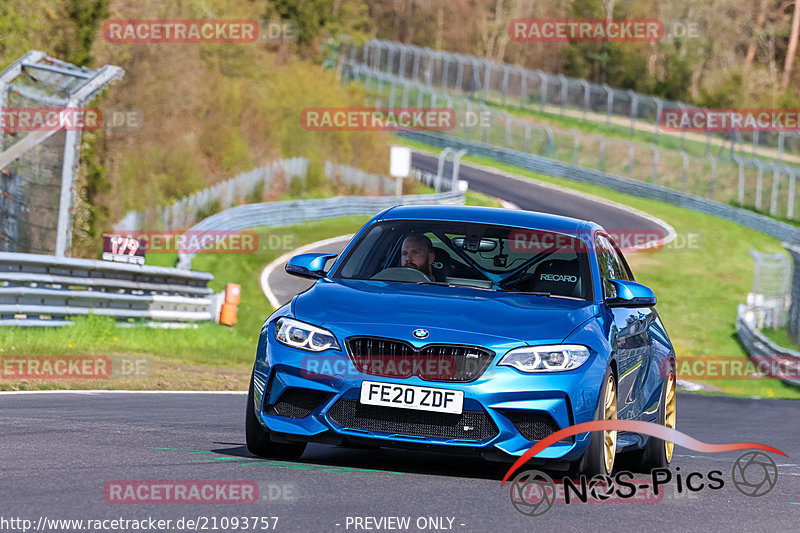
[741,250,792,329]
[353,40,800,161]
[342,60,800,221]
[0,51,124,256]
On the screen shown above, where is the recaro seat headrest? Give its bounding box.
[528,259,581,297]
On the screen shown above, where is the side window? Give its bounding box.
[595,234,629,298]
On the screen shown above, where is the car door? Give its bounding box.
[595,233,653,421]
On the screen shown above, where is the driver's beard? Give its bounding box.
[403,261,420,271]
[404,261,432,278]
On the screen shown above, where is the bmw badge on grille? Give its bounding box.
[413,329,429,339]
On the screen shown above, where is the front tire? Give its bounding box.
[574,365,618,477]
[245,373,307,460]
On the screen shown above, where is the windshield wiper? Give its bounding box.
[507,290,551,297]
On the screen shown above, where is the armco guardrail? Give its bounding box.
[177,190,465,269]
[399,130,800,244]
[0,252,216,327]
[736,308,800,388]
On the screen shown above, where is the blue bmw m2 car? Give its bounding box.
[246,205,677,476]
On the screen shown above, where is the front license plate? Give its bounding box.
[359,381,464,414]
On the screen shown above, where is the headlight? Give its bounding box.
[499,344,590,372]
[274,317,340,352]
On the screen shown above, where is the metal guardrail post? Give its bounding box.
[681,150,690,194]
[628,90,638,135]
[752,130,760,159]
[603,84,613,128]
[707,153,717,200]
[754,159,765,210]
[436,148,453,192]
[523,123,531,153]
[580,79,589,120]
[501,65,510,105]
[595,134,606,172]
[518,67,527,108]
[541,124,555,158]
[451,149,468,190]
[558,74,567,116]
[537,71,547,112]
[650,144,659,184]
[480,102,490,144]
[769,163,780,216]
[571,130,581,165]
[482,59,492,101]
[733,155,745,204]
[654,97,663,142]
[625,141,634,179]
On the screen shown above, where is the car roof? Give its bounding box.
[377,205,604,237]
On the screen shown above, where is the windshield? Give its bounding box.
[333,220,591,300]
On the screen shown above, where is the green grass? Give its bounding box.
[397,137,800,399]
[760,327,799,351]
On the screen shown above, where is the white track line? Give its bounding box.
[498,198,521,210]
[260,234,354,309]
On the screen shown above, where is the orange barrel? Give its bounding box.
[225,283,241,305]
[220,303,238,326]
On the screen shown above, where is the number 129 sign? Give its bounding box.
[102,234,146,265]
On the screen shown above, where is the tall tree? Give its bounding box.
[783,0,800,88]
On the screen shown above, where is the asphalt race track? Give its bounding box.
[266,151,672,305]
[2,392,798,532]
[5,153,798,532]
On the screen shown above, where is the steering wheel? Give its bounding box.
[371,267,432,283]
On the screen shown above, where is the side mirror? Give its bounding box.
[605,279,656,308]
[285,253,338,280]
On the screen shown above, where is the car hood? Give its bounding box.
[292,278,598,347]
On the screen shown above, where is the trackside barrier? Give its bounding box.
[176,190,465,269]
[0,252,218,327]
[736,307,800,388]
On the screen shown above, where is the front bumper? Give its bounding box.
[253,336,608,463]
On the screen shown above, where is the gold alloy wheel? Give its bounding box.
[664,372,677,462]
[603,374,618,473]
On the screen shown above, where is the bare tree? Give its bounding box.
[783,0,800,88]
[745,0,768,70]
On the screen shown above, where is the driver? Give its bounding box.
[400,234,435,280]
